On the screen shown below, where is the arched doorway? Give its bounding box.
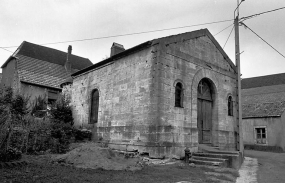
[197,78,213,144]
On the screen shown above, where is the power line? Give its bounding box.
[0,47,14,53]
[223,25,234,49]
[241,6,285,22]
[0,19,233,49]
[241,22,285,59]
[214,23,234,36]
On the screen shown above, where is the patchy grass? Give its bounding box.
[0,155,239,183]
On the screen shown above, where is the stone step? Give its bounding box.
[205,150,240,155]
[193,152,239,159]
[193,152,241,169]
[192,156,227,163]
[189,158,225,167]
[198,144,239,155]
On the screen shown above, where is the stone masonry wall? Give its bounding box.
[72,33,238,158]
[153,35,237,154]
[72,47,156,153]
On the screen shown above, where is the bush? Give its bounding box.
[74,129,92,141]
[0,147,22,162]
[50,94,73,125]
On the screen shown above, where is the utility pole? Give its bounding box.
[234,0,244,153]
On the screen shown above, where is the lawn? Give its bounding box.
[0,154,238,183]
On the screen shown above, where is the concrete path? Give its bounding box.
[236,156,258,183]
[245,150,285,183]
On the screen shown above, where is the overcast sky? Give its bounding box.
[0,0,284,78]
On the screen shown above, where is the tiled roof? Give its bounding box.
[17,41,92,70]
[242,83,285,118]
[1,41,93,89]
[242,101,285,118]
[17,55,76,89]
[242,73,285,89]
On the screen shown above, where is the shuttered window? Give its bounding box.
[90,89,99,124]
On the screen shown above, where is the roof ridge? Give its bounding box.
[21,41,89,60]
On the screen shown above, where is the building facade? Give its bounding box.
[242,73,285,151]
[71,29,239,157]
[1,41,92,107]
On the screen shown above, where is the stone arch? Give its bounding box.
[191,68,219,145]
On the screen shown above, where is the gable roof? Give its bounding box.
[1,41,93,89]
[15,41,92,70]
[72,29,236,77]
[242,73,285,118]
[242,73,285,89]
[1,41,92,70]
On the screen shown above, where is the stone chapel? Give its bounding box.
[69,29,240,158]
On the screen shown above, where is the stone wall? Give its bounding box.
[72,47,156,152]
[151,35,238,155]
[72,32,238,157]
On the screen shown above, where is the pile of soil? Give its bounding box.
[52,142,142,171]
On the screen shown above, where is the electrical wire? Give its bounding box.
[0,47,14,53]
[0,19,233,49]
[240,6,285,22]
[223,25,235,49]
[241,22,285,59]
[214,23,234,36]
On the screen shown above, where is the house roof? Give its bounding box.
[1,41,93,89]
[242,73,285,89]
[11,41,92,70]
[242,73,285,118]
[242,101,285,118]
[72,29,236,77]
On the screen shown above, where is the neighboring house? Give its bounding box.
[0,73,2,85]
[242,73,285,151]
[70,29,240,158]
[0,41,93,106]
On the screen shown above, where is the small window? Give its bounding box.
[255,127,266,144]
[228,96,233,116]
[90,89,99,124]
[175,82,183,107]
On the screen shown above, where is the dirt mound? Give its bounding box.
[52,142,142,171]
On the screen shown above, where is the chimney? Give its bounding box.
[110,42,125,57]
[65,45,72,74]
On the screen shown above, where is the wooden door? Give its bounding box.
[197,99,212,143]
[197,79,213,144]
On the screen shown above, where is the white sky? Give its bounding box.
[0,0,284,78]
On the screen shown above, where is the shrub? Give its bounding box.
[0,147,22,162]
[74,129,92,141]
[31,95,47,118]
[0,87,30,154]
[50,94,73,125]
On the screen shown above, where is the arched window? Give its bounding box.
[90,89,99,124]
[228,96,233,116]
[175,82,183,107]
